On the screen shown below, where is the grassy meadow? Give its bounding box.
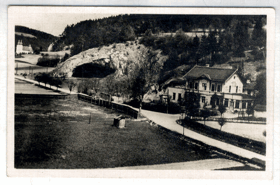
[15,97,215,169]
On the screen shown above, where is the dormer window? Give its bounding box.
[211,84,215,91]
[217,85,221,92]
[202,83,207,90]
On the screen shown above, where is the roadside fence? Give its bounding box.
[190,116,266,124]
[78,93,138,119]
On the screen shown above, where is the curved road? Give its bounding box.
[140,109,266,162]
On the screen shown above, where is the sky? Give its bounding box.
[10,7,118,36]
[13,13,116,36]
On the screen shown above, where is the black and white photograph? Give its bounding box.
[7,7,275,178]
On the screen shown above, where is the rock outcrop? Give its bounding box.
[52,41,167,78]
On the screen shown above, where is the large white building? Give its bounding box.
[16,40,33,55]
[165,65,255,111]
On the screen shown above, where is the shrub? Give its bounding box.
[256,64,266,72]
[22,73,27,78]
[201,109,211,125]
[50,76,62,90]
[66,79,77,93]
[124,99,140,108]
[60,53,70,63]
[37,56,60,67]
[218,104,227,117]
[218,117,226,131]
[210,109,219,116]
[125,100,182,114]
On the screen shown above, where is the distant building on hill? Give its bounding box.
[16,40,33,54]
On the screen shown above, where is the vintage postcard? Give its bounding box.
[7,6,275,179]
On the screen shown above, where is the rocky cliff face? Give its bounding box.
[52,41,167,78]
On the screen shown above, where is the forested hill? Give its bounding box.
[15,25,57,52]
[52,14,266,57]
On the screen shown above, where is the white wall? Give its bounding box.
[254,111,267,118]
[167,87,185,102]
[223,74,243,94]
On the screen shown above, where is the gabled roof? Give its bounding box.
[183,65,237,82]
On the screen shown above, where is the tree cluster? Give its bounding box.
[35,73,62,90]
[52,15,266,60]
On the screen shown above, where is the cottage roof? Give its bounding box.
[183,65,237,82]
[162,77,185,88]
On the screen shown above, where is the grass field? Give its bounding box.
[15,97,215,169]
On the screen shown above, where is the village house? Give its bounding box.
[16,40,33,55]
[165,65,255,112]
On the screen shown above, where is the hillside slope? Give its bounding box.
[15,25,57,51]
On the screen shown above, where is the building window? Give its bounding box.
[202,83,207,90]
[242,101,246,109]
[217,85,221,92]
[235,100,240,108]
[195,83,198,90]
[173,93,176,100]
[178,93,182,101]
[202,96,205,103]
[224,99,229,107]
[236,86,238,93]
[211,84,215,91]
[229,86,231,93]
[189,82,193,88]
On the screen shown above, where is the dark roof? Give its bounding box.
[183,65,237,82]
[243,82,256,90]
[163,77,185,88]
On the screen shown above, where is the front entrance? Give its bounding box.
[229,100,234,111]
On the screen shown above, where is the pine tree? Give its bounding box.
[252,18,266,48]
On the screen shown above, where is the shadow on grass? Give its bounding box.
[15,124,63,168]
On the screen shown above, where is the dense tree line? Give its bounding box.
[141,16,266,75]
[52,14,266,57]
